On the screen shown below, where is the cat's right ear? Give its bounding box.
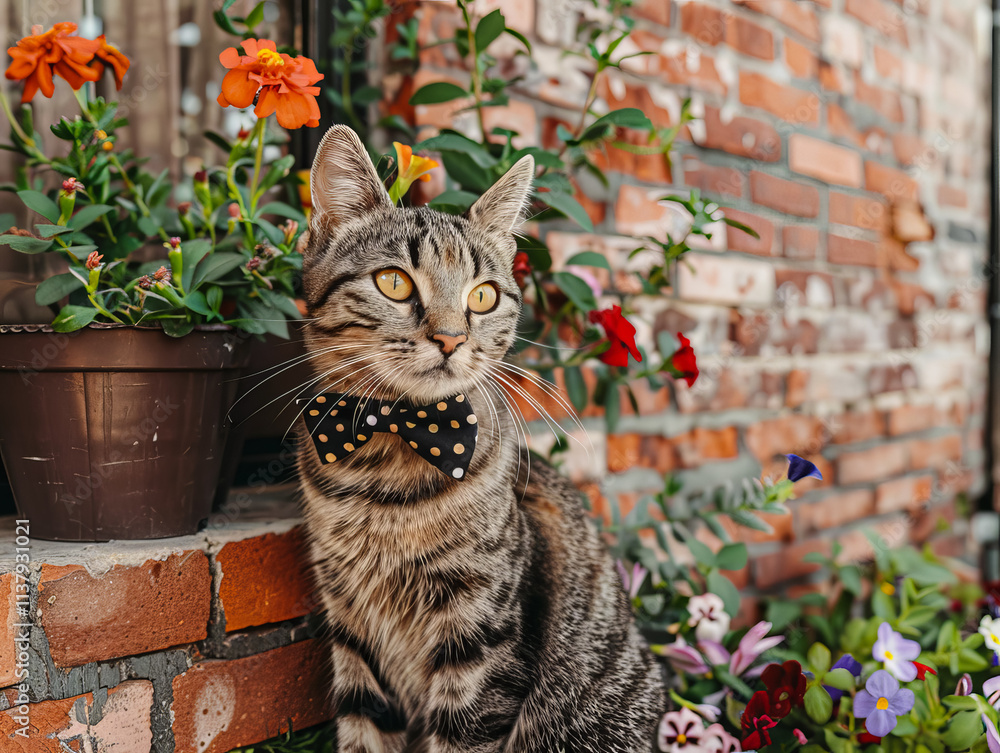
[309,125,392,231]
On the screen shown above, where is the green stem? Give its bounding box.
[88,292,123,323]
[0,89,36,151]
[340,47,362,131]
[248,117,267,214]
[558,71,601,161]
[226,165,256,250]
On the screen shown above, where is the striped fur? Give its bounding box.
[297,126,665,752]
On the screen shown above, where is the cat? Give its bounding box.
[296,125,665,753]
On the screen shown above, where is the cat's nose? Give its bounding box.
[431,331,468,355]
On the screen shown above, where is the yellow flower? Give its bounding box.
[388,142,439,203]
[296,168,311,219]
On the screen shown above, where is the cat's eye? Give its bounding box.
[468,282,499,313]
[374,268,414,301]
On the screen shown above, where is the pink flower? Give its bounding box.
[703,723,740,753]
[565,265,603,299]
[730,621,783,677]
[657,636,709,675]
[687,593,730,643]
[658,707,708,752]
[615,560,648,600]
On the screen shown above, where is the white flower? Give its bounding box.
[981,615,1000,656]
[687,593,731,643]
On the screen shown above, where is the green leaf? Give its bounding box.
[36,273,84,306]
[409,82,469,105]
[256,154,296,196]
[684,536,716,568]
[536,191,594,232]
[17,190,59,222]
[580,108,653,141]
[604,382,620,432]
[68,204,113,230]
[52,305,97,332]
[839,564,863,595]
[504,27,532,53]
[0,234,54,254]
[765,600,801,633]
[256,201,307,224]
[34,224,73,238]
[245,0,266,29]
[707,570,740,617]
[715,543,747,571]
[727,508,773,534]
[191,252,245,288]
[161,318,195,338]
[137,216,161,237]
[474,9,506,50]
[804,685,832,724]
[552,271,597,312]
[181,239,213,292]
[822,667,857,691]
[564,366,587,413]
[213,9,240,35]
[184,291,211,316]
[517,235,551,272]
[942,711,983,751]
[807,643,832,675]
[565,251,611,271]
[414,133,497,168]
[428,190,480,213]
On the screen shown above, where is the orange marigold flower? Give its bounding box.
[388,142,439,202]
[92,36,129,90]
[216,39,323,130]
[5,23,101,103]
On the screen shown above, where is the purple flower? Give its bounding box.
[985,676,1000,710]
[786,454,822,482]
[985,714,1000,753]
[824,654,862,703]
[955,673,973,696]
[854,669,915,737]
[615,560,648,600]
[657,636,710,675]
[730,621,784,677]
[872,622,921,682]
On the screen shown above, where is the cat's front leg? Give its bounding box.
[332,642,407,753]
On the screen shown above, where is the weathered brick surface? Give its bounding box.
[171,640,332,753]
[0,574,16,688]
[217,527,317,632]
[38,552,211,667]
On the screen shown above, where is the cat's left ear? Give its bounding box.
[467,155,535,235]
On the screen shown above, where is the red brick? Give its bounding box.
[829,192,890,232]
[789,135,862,187]
[785,37,819,78]
[845,0,908,45]
[674,427,740,466]
[826,104,865,148]
[681,2,726,45]
[874,45,903,84]
[837,442,908,484]
[819,61,845,92]
[938,185,968,209]
[0,681,153,752]
[683,158,744,197]
[734,0,820,42]
[724,208,776,256]
[909,434,963,470]
[633,0,671,25]
[703,107,781,162]
[827,234,886,267]
[727,15,775,60]
[739,71,820,125]
[172,640,332,753]
[831,410,886,444]
[720,510,795,544]
[750,172,820,218]
[217,528,317,633]
[0,574,15,688]
[865,161,919,201]
[755,539,829,588]
[38,552,210,667]
[662,51,728,96]
[876,475,933,513]
[782,226,819,260]
[854,72,904,123]
[888,404,938,436]
[797,490,875,534]
[745,414,825,462]
[482,100,538,147]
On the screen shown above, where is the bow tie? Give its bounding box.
[297,392,478,480]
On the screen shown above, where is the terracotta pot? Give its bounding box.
[0,324,252,541]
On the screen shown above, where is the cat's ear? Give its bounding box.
[468,155,534,234]
[309,125,392,229]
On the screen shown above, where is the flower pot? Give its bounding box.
[0,324,252,541]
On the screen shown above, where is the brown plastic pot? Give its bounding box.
[0,323,252,541]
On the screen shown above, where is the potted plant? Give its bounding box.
[0,20,314,540]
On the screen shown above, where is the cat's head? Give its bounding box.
[300,125,534,404]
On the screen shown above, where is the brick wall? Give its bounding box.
[0,501,331,752]
[389,0,994,591]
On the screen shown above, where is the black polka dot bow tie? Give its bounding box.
[297,392,478,480]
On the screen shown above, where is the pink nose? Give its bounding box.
[432,332,468,354]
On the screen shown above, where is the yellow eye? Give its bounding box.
[468,282,499,313]
[374,268,414,301]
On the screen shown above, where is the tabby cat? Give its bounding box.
[297,125,665,752]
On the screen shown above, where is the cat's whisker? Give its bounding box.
[282,361,385,443]
[512,336,587,352]
[486,373,532,498]
[260,353,378,431]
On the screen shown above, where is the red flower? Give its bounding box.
[761,660,807,718]
[670,332,699,387]
[858,732,882,744]
[513,251,531,278]
[588,305,641,368]
[217,38,323,129]
[92,36,129,90]
[913,662,937,680]
[84,251,102,270]
[740,690,779,750]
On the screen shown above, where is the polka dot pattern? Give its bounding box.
[296,392,479,481]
